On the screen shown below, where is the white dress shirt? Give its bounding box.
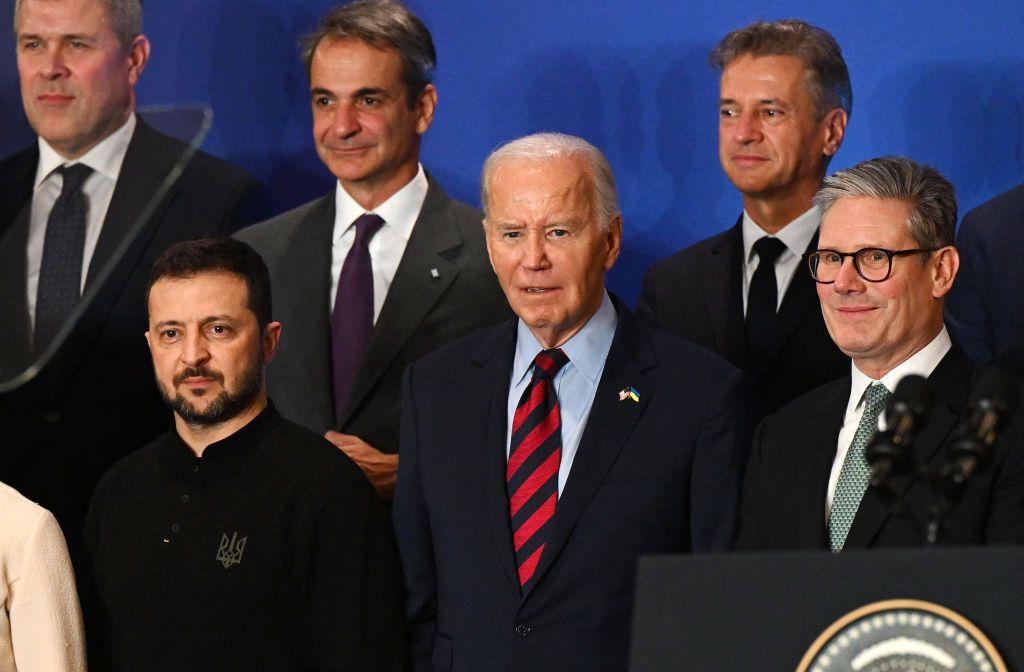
[506,291,618,496]
[741,206,820,315]
[825,327,953,517]
[329,164,429,320]
[26,113,136,333]
[0,482,86,672]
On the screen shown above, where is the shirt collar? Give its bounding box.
[511,290,618,387]
[845,326,952,419]
[164,400,281,464]
[742,205,820,265]
[332,163,428,243]
[35,112,136,188]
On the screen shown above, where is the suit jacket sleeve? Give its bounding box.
[690,366,751,551]
[392,365,438,672]
[945,213,996,364]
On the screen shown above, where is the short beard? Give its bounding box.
[157,351,265,427]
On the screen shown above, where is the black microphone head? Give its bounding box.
[886,374,932,425]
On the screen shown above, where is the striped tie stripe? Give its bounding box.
[508,348,569,588]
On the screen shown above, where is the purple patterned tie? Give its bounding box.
[331,213,385,422]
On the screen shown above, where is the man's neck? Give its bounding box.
[852,323,945,381]
[174,394,268,457]
[742,181,820,234]
[339,160,420,211]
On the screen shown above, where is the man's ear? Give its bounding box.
[262,322,283,364]
[126,34,151,86]
[932,246,960,298]
[821,108,848,157]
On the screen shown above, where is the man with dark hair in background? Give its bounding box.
[84,237,404,671]
[238,0,510,500]
[738,157,1024,551]
[0,0,266,563]
[638,19,851,422]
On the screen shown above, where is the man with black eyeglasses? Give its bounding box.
[736,156,1024,551]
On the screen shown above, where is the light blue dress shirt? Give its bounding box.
[505,291,618,495]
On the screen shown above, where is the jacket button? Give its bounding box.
[170,523,181,533]
[44,409,61,424]
[515,623,531,637]
[179,494,190,503]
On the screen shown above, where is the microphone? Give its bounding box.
[867,375,932,489]
[944,369,1021,486]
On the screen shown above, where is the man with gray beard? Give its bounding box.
[82,238,404,671]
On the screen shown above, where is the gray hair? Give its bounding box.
[711,19,852,120]
[814,156,957,249]
[15,0,143,49]
[481,132,620,233]
[300,0,436,107]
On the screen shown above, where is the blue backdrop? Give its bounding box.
[3,0,1023,304]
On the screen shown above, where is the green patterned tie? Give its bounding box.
[828,382,891,552]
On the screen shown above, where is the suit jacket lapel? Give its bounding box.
[751,232,821,379]
[282,195,336,427]
[523,304,655,600]
[798,378,850,549]
[85,120,179,288]
[0,147,37,377]
[703,218,747,369]
[845,346,970,549]
[471,321,520,593]
[338,181,463,427]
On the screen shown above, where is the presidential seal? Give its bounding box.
[797,599,1006,672]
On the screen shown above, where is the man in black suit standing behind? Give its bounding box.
[394,133,748,672]
[237,0,510,499]
[638,19,850,421]
[738,157,1024,551]
[0,0,264,560]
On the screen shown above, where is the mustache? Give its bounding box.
[174,366,224,385]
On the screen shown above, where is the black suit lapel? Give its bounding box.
[85,120,180,288]
[845,346,970,549]
[339,181,463,427]
[703,218,747,369]
[470,321,520,593]
[797,379,850,549]
[523,304,656,600]
[750,232,821,379]
[0,146,37,377]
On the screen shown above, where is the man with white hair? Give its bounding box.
[393,132,749,672]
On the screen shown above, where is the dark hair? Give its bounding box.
[710,19,852,120]
[147,238,272,329]
[301,0,436,107]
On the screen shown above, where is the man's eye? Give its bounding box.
[162,329,178,339]
[360,96,382,107]
[313,96,332,107]
[719,108,737,118]
[502,231,520,240]
[209,324,230,335]
[549,229,569,238]
[69,40,89,49]
[763,108,781,118]
[19,40,40,51]
[822,252,842,265]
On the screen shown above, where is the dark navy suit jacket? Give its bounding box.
[393,301,749,672]
[946,183,1024,379]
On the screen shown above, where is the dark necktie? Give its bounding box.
[34,163,93,353]
[507,348,569,589]
[745,236,788,359]
[330,213,385,422]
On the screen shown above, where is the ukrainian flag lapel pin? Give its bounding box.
[618,386,640,403]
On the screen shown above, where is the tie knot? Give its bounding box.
[862,382,891,415]
[532,348,569,380]
[57,163,93,192]
[753,236,787,266]
[352,213,385,247]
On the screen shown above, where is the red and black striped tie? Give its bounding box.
[507,348,569,589]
